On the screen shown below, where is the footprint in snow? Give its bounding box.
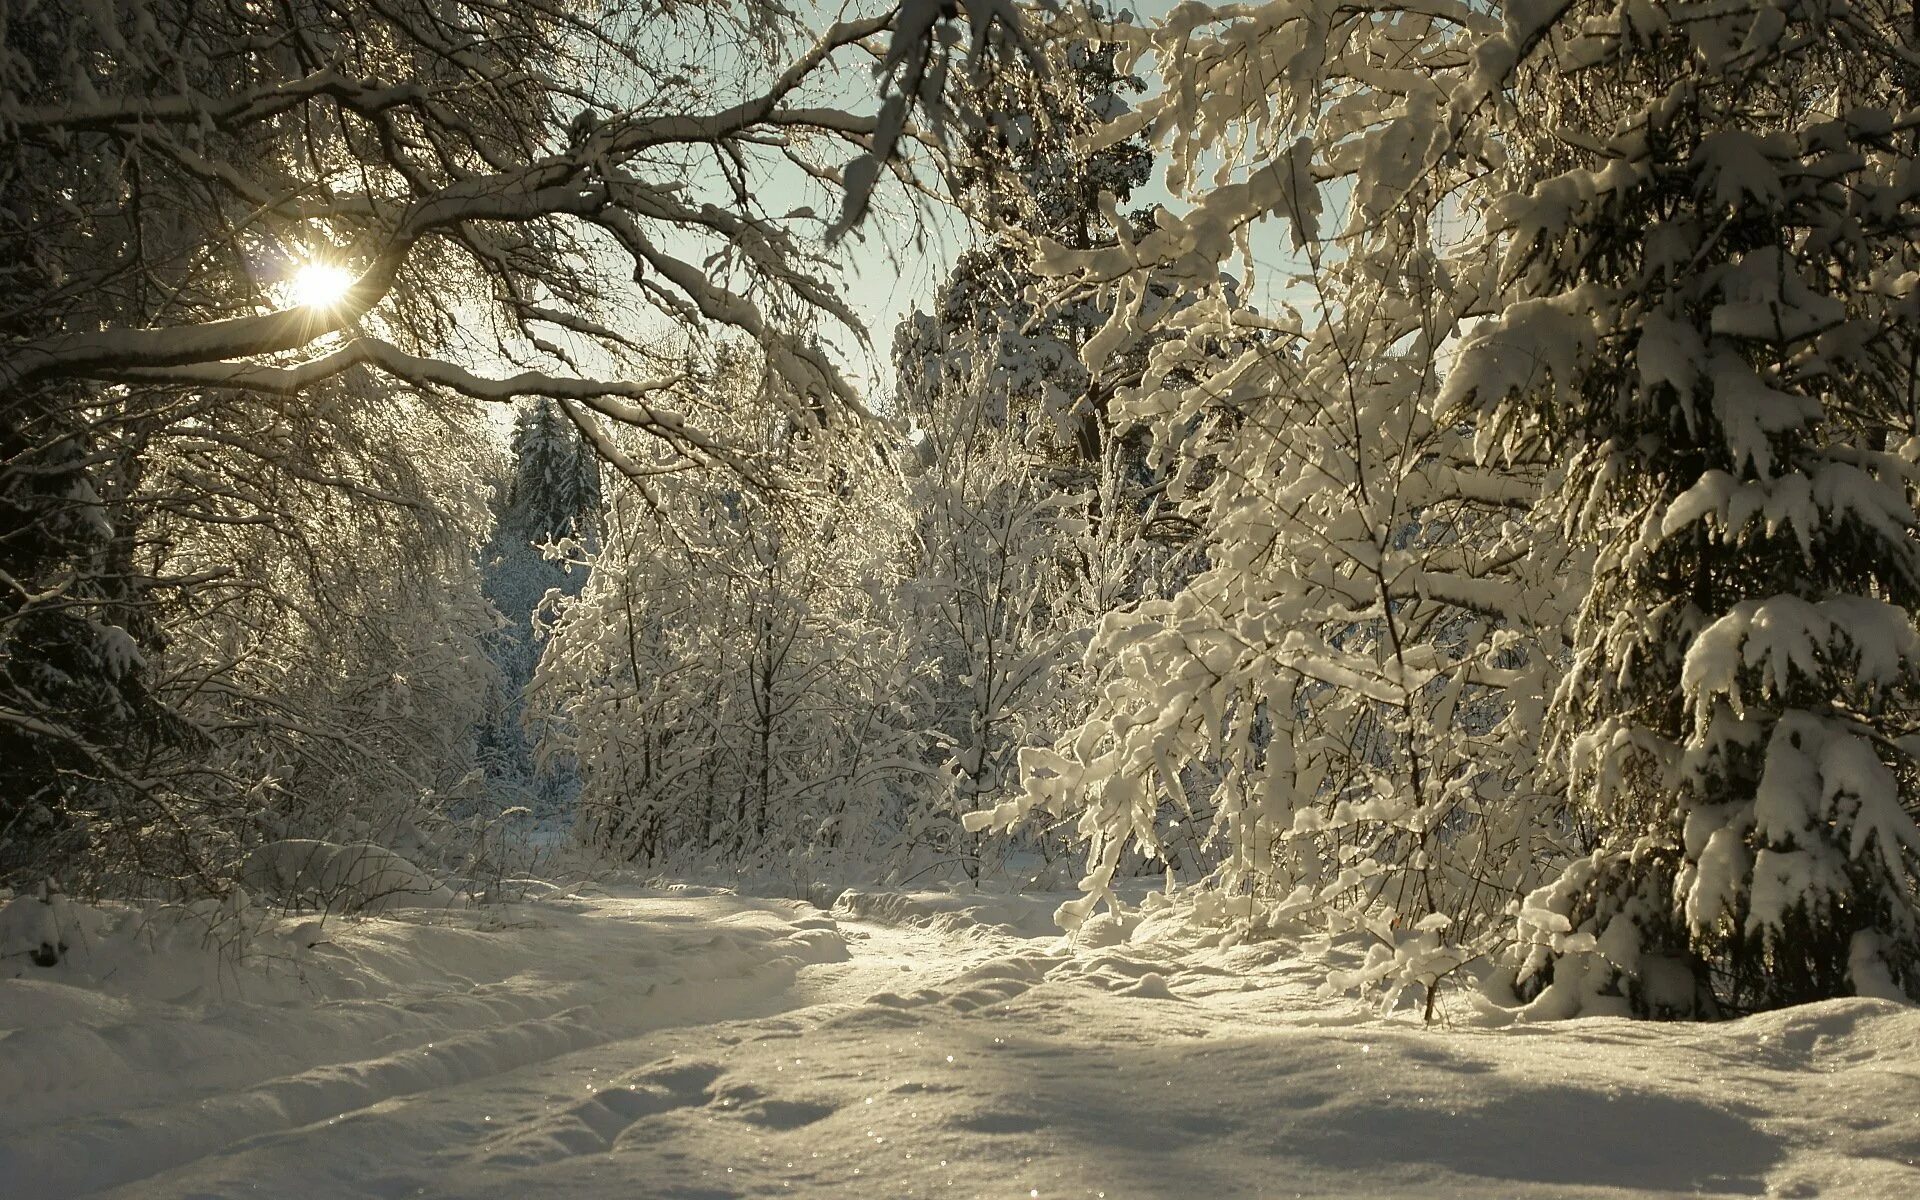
[943,978,1034,1013]
[864,987,944,1009]
[483,1059,724,1165]
[714,1082,837,1130]
[952,1110,1047,1135]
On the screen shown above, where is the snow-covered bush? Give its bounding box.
[240,841,459,914]
[0,891,96,969]
[952,4,1576,1016]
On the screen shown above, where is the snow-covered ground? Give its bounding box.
[3,881,1917,1199]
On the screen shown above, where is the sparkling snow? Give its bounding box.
[3,883,1916,1198]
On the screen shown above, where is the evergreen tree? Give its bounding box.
[479,401,603,815]
[0,388,199,889]
[1444,0,1920,1014]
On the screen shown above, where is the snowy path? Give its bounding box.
[5,885,1919,1199]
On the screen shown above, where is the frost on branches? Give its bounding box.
[977,0,1920,1017]
[533,350,925,887]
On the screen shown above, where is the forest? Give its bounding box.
[3,2,1920,1190]
[3,3,1920,1190]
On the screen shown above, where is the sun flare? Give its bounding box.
[288,261,355,310]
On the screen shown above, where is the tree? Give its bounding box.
[899,401,1090,877]
[479,401,603,816]
[535,349,925,884]
[1445,0,1920,1015]
[0,0,1026,890]
[1000,0,1920,1018]
[953,4,1576,1013]
[0,382,198,888]
[907,9,1154,464]
[897,13,1227,879]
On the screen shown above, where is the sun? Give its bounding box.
[288,261,355,310]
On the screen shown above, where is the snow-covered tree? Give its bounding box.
[0,386,199,889]
[951,5,1579,1013]
[144,387,501,878]
[0,0,1019,891]
[904,10,1154,460]
[899,402,1088,877]
[996,0,1919,1018]
[535,349,925,884]
[1444,0,1920,1014]
[896,13,1228,880]
[479,401,603,816]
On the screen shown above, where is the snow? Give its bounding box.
[1682,595,1920,722]
[239,840,461,914]
[0,885,848,1196]
[4,881,1917,1199]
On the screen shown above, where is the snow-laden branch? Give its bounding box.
[0,3,965,433]
[0,66,438,135]
[104,335,755,469]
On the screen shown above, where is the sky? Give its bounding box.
[816,178,976,399]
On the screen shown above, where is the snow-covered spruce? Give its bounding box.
[477,400,603,818]
[1444,1,1920,1014]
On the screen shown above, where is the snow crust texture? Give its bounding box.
[3,885,1916,1199]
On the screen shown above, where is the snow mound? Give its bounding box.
[0,893,107,968]
[831,887,1062,939]
[239,839,460,913]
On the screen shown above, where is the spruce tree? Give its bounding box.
[479,401,603,815]
[0,392,196,889]
[1445,1,1920,1014]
